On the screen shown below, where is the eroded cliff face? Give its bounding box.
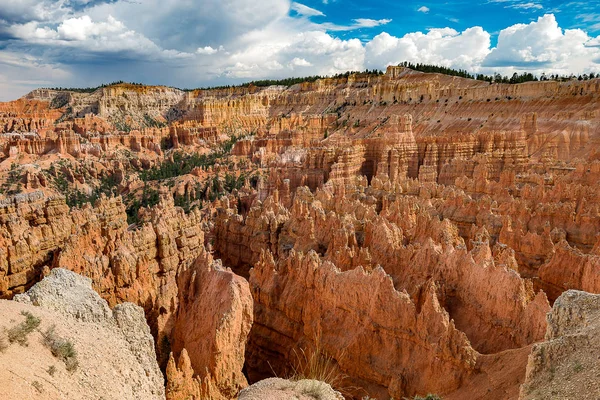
[0,193,252,400]
[519,290,600,399]
[249,250,478,399]
[1,67,600,399]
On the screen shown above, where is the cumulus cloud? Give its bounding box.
[8,16,178,60]
[222,27,365,79]
[365,27,492,71]
[289,57,313,67]
[418,6,430,13]
[483,14,599,74]
[197,46,221,55]
[57,15,124,41]
[0,0,599,101]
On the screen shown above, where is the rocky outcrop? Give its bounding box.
[537,240,600,300]
[238,378,344,400]
[0,268,164,400]
[520,290,600,399]
[167,255,253,400]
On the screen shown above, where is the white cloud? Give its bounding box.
[483,14,599,75]
[353,18,392,28]
[511,2,543,10]
[290,57,313,67]
[8,14,190,59]
[222,27,365,79]
[197,46,219,55]
[587,36,600,47]
[418,6,430,13]
[489,0,543,11]
[321,18,392,31]
[365,27,491,71]
[57,15,124,41]
[11,22,59,40]
[291,2,325,17]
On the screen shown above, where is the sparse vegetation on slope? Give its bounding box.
[412,394,442,400]
[289,334,348,397]
[45,81,146,93]
[42,325,79,372]
[6,311,41,346]
[0,331,7,352]
[139,134,245,181]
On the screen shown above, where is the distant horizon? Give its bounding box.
[20,64,600,99]
[1,0,600,101]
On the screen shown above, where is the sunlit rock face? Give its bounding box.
[1,67,600,399]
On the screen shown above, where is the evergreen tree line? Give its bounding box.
[398,61,599,84]
[185,69,385,91]
[46,81,145,93]
[44,63,599,95]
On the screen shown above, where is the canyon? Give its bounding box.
[0,66,599,399]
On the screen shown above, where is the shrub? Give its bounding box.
[289,335,346,395]
[42,325,79,372]
[47,365,57,376]
[7,311,41,346]
[300,380,331,400]
[32,381,43,393]
[0,332,7,352]
[414,395,442,400]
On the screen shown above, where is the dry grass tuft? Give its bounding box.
[290,346,345,389]
[300,380,330,400]
[7,311,41,346]
[32,381,43,393]
[0,331,8,352]
[42,325,79,372]
[288,331,353,397]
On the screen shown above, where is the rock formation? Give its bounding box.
[0,268,164,400]
[519,290,600,399]
[238,378,344,400]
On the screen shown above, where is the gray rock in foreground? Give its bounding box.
[2,268,165,400]
[238,377,344,400]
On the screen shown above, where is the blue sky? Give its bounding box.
[0,0,599,100]
[294,1,600,45]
